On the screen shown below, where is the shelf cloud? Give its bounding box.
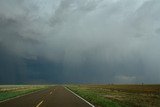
[0,0,160,84]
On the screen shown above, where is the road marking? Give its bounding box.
[65,87,95,107]
[36,100,43,107]
[0,89,45,103]
[50,92,52,95]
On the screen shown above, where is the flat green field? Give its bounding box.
[0,85,49,101]
[68,84,160,107]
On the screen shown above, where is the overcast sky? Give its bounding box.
[0,0,160,84]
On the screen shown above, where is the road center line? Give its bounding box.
[50,92,52,95]
[36,100,43,107]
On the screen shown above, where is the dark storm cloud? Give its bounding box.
[0,0,160,84]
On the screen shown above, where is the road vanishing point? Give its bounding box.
[0,86,94,107]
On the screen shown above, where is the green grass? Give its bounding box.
[0,85,48,101]
[68,85,160,107]
[68,86,121,107]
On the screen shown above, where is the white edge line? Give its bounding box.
[0,88,46,103]
[36,100,43,107]
[65,87,95,107]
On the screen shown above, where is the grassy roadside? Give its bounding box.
[68,85,160,107]
[0,85,49,101]
[67,85,121,107]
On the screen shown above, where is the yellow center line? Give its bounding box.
[50,92,52,95]
[36,100,43,107]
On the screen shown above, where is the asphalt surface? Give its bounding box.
[0,86,93,107]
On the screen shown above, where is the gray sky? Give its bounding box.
[0,0,160,84]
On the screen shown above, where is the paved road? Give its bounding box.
[0,86,93,107]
